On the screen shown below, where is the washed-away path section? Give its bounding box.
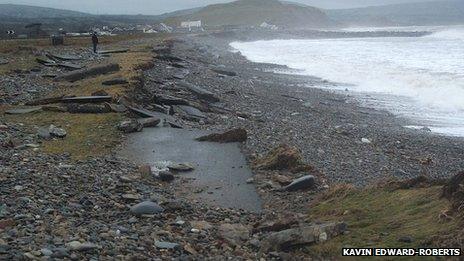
[119,127,262,212]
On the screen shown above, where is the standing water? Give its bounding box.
[231,25,464,137]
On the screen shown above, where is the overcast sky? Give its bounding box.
[0,0,445,15]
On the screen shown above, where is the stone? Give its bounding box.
[283,175,316,192]
[122,194,140,200]
[191,221,213,230]
[61,96,112,104]
[196,128,247,143]
[153,94,190,106]
[40,248,53,256]
[167,163,195,172]
[154,241,179,250]
[66,241,98,251]
[118,120,143,133]
[107,103,127,113]
[130,201,164,215]
[218,223,250,246]
[102,77,128,85]
[261,222,347,251]
[138,165,153,177]
[158,171,174,182]
[49,125,67,138]
[361,138,372,144]
[137,117,160,128]
[174,105,207,120]
[37,128,52,139]
[98,49,129,54]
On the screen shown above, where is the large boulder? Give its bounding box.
[261,222,347,252]
[283,175,316,192]
[196,128,247,143]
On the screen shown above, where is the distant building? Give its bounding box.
[260,22,278,30]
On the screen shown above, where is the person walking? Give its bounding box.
[92,32,99,53]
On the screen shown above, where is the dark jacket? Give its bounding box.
[92,34,99,44]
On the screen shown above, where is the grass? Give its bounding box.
[308,184,459,258]
[4,111,124,160]
[1,34,169,159]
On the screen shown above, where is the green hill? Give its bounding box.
[165,0,331,28]
[0,4,89,19]
[328,0,464,26]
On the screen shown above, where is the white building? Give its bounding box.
[180,20,202,29]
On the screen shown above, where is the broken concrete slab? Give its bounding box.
[128,107,183,128]
[42,105,67,112]
[283,175,316,192]
[25,96,65,106]
[36,57,56,65]
[156,54,184,63]
[153,94,190,106]
[178,81,220,103]
[46,53,81,61]
[55,63,120,82]
[171,62,188,69]
[102,77,128,86]
[98,49,129,54]
[196,128,247,143]
[66,103,112,114]
[5,107,42,115]
[261,222,347,252]
[61,96,112,104]
[55,63,83,70]
[174,105,207,120]
[137,117,161,128]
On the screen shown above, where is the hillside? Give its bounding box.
[328,0,464,26]
[0,4,89,19]
[164,0,331,28]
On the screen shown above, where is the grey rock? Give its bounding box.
[66,241,98,251]
[283,175,315,192]
[37,128,51,139]
[5,107,42,115]
[49,125,67,138]
[154,241,180,249]
[137,117,161,128]
[102,77,128,86]
[158,171,174,182]
[167,163,195,172]
[218,223,250,246]
[118,120,143,133]
[130,201,164,215]
[40,248,53,256]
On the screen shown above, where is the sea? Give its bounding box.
[230,25,464,137]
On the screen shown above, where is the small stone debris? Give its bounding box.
[167,163,195,172]
[283,175,316,192]
[196,128,247,143]
[361,138,372,144]
[0,58,8,65]
[130,201,164,215]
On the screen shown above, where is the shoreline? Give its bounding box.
[1,31,463,259]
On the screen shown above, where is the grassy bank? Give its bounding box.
[308,184,459,257]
